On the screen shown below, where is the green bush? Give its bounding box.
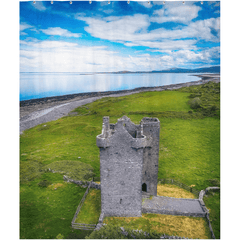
[189,92,202,98]
[207,179,220,187]
[38,179,52,187]
[188,97,202,109]
[210,105,218,112]
[178,82,220,119]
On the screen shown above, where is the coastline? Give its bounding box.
[20,73,220,119]
[20,73,220,133]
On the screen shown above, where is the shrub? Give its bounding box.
[188,97,202,109]
[210,105,217,112]
[38,179,52,188]
[207,179,220,187]
[56,233,64,239]
[189,92,201,98]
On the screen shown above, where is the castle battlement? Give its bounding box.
[96,116,151,149]
[96,116,160,217]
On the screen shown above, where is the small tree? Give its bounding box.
[188,97,201,109]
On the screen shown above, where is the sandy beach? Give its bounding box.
[20,73,220,133]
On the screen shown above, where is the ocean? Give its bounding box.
[20,72,201,101]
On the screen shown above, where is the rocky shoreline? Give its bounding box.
[20,73,220,119]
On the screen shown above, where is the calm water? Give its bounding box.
[20,72,201,101]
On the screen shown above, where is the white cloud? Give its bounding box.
[20,40,79,49]
[20,39,181,72]
[20,2,220,73]
[41,27,81,38]
[148,17,220,42]
[125,39,198,51]
[76,14,150,43]
[20,39,121,72]
[75,13,220,51]
[20,22,34,31]
[20,38,218,73]
[137,2,153,9]
[31,1,47,11]
[20,22,38,35]
[151,4,201,24]
[167,47,220,65]
[102,9,114,14]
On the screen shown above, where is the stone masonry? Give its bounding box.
[142,117,160,196]
[96,116,160,217]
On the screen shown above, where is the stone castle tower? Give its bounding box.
[96,116,160,217]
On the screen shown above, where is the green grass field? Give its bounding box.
[204,190,220,239]
[75,189,101,224]
[20,172,93,239]
[103,214,211,239]
[20,81,220,239]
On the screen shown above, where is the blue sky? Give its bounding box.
[20,1,220,72]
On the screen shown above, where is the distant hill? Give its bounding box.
[81,66,220,75]
[107,66,220,74]
[151,66,220,73]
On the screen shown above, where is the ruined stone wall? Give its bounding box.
[141,117,160,196]
[97,116,147,217]
[96,116,159,217]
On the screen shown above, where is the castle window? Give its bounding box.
[120,199,122,204]
[145,171,146,175]
[142,183,147,192]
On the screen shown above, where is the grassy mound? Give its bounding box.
[20,160,43,184]
[20,159,94,184]
[46,160,94,181]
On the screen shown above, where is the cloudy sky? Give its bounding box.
[20,1,220,72]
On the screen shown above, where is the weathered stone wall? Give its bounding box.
[199,187,220,239]
[96,116,160,217]
[142,117,160,196]
[97,116,147,217]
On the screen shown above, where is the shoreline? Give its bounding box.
[20,73,220,119]
[20,74,220,133]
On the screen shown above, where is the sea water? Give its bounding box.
[20,72,201,101]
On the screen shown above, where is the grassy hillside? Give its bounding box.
[20,81,220,239]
